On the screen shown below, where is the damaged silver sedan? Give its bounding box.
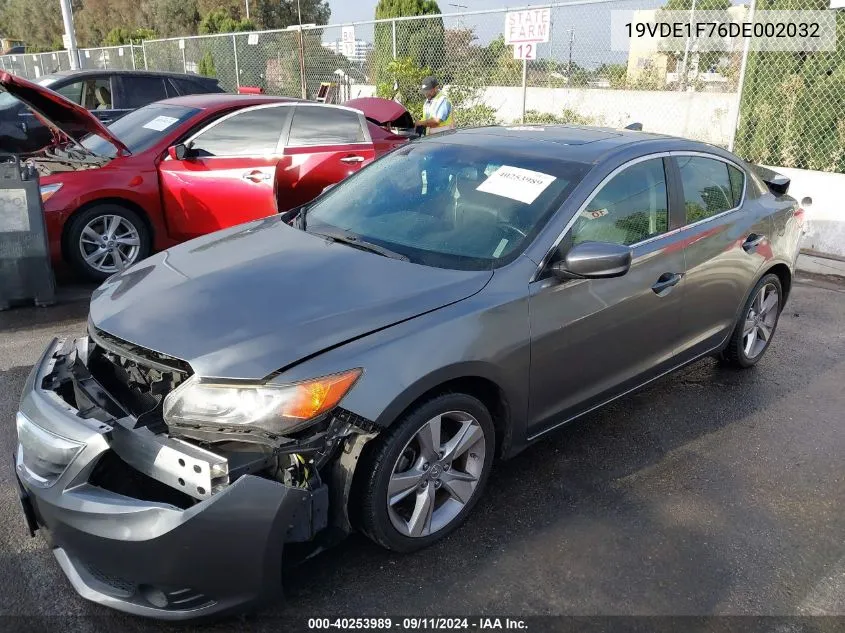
[14,126,801,619]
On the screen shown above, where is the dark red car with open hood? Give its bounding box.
[0,71,414,280]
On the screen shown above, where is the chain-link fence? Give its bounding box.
[0,45,143,79]
[1,2,843,172]
[733,29,845,173]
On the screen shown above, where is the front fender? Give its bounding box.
[271,264,534,458]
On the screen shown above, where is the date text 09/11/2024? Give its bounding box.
[307,618,529,630]
[624,21,821,39]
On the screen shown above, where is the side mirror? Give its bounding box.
[167,143,192,161]
[550,241,633,280]
[322,183,337,195]
[800,196,813,207]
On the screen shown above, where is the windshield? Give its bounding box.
[305,140,589,270]
[0,75,57,110]
[80,104,199,157]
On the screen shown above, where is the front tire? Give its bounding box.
[358,393,495,553]
[65,204,151,282]
[721,273,783,368]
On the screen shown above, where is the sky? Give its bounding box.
[328,0,525,25]
[325,0,643,68]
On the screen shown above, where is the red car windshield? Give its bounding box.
[80,104,199,157]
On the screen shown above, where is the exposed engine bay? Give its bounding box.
[26,144,109,176]
[43,332,378,542]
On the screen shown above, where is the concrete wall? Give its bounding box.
[348,84,739,147]
[762,166,845,260]
[488,87,738,146]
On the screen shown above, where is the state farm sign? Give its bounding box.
[504,8,551,45]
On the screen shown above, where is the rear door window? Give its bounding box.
[168,78,203,96]
[55,80,84,104]
[677,156,737,224]
[728,164,745,207]
[288,106,366,145]
[121,76,169,109]
[54,77,113,110]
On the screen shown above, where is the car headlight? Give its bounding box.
[162,369,362,435]
[39,183,63,203]
[16,412,85,488]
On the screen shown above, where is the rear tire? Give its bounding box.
[357,393,495,553]
[65,204,151,282]
[721,273,783,368]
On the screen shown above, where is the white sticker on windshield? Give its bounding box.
[142,115,180,131]
[492,238,509,258]
[476,165,556,205]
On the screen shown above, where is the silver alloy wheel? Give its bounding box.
[743,282,779,359]
[78,214,141,274]
[387,411,486,538]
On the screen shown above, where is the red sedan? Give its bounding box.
[1,72,414,280]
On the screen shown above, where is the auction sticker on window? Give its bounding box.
[476,165,556,204]
[142,115,180,131]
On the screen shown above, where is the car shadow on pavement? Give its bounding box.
[271,295,844,618]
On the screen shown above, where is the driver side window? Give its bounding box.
[571,158,669,246]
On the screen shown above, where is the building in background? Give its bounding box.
[626,5,748,90]
[322,39,374,64]
[1,37,26,55]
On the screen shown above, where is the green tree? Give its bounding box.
[0,0,74,49]
[524,108,595,125]
[198,50,216,76]
[103,27,157,46]
[199,9,255,34]
[139,0,202,38]
[247,0,330,30]
[77,0,144,46]
[735,0,845,172]
[373,0,443,87]
[661,0,730,9]
[595,63,627,88]
[376,56,432,119]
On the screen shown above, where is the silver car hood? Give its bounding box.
[89,216,492,379]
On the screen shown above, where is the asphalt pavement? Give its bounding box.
[0,278,843,631]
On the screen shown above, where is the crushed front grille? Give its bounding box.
[86,326,191,429]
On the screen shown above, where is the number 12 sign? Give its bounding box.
[513,43,537,60]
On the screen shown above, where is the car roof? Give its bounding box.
[44,69,219,82]
[432,125,728,164]
[156,93,300,109]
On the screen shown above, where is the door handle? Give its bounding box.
[742,233,766,253]
[339,155,365,164]
[242,170,271,183]
[651,272,683,295]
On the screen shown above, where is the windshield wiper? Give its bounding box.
[310,228,409,261]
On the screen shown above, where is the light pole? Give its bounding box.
[245,0,250,21]
[678,0,697,91]
[59,0,80,70]
[449,3,468,28]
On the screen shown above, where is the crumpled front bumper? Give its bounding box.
[14,337,314,620]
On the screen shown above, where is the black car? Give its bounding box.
[15,126,803,619]
[0,69,223,154]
